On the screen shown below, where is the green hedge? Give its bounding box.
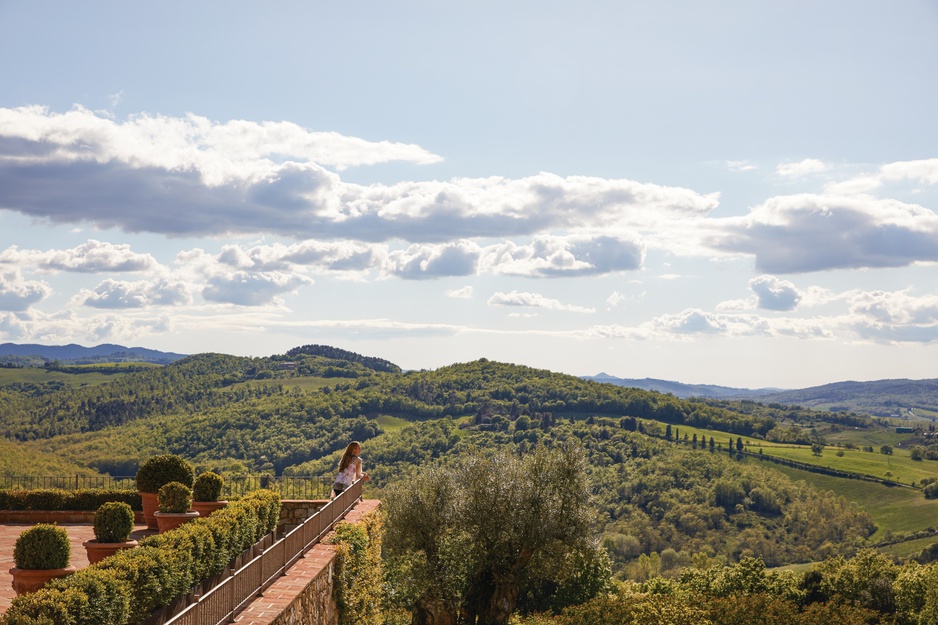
[0,489,282,625]
[0,488,141,511]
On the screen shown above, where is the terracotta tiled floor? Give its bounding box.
[1,500,380,624]
[0,522,152,615]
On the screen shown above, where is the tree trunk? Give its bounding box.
[461,578,519,625]
[412,595,458,625]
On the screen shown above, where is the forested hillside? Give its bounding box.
[0,349,893,578]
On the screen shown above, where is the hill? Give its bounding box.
[586,373,938,421]
[1,351,907,575]
[753,378,938,420]
[584,373,781,399]
[0,342,187,365]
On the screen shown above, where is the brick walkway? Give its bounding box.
[1,500,380,624]
[232,499,380,625]
[0,522,152,615]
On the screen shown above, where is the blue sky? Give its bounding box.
[1,1,937,388]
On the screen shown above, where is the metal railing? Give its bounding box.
[0,475,334,499]
[161,478,364,625]
[0,474,136,491]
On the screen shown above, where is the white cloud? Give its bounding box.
[848,289,938,325]
[777,158,827,178]
[75,278,192,309]
[445,286,474,299]
[0,272,52,311]
[0,107,720,242]
[0,240,157,273]
[387,241,480,279]
[825,158,938,196]
[726,160,756,172]
[487,290,595,313]
[480,234,644,278]
[749,275,802,311]
[0,105,440,181]
[709,194,938,272]
[202,271,312,306]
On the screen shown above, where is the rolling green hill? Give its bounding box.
[3,347,938,579]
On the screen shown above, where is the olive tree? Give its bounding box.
[383,444,598,625]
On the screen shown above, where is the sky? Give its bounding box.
[1,1,937,389]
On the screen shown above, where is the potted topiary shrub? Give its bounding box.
[9,523,76,595]
[136,454,194,530]
[190,471,228,518]
[153,481,199,533]
[83,501,139,564]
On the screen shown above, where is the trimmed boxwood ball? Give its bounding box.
[158,481,192,513]
[192,472,224,502]
[136,454,194,494]
[14,523,71,569]
[94,501,135,543]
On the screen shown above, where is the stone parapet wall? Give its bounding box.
[270,543,338,625]
[279,499,328,529]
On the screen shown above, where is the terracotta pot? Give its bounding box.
[82,539,139,564]
[191,500,228,519]
[139,491,160,530]
[10,566,77,595]
[153,510,199,533]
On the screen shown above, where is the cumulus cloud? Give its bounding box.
[480,234,644,277]
[709,194,938,272]
[0,272,52,311]
[826,158,938,196]
[848,290,938,326]
[0,240,156,273]
[0,106,719,242]
[749,275,802,311]
[0,307,174,345]
[777,158,827,178]
[387,241,480,279]
[487,290,595,313]
[76,278,192,309]
[202,271,312,306]
[174,248,315,306]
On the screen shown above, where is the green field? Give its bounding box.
[750,443,938,486]
[765,462,938,541]
[0,363,158,388]
[661,420,938,486]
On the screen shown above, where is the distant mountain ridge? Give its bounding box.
[0,342,188,365]
[584,373,782,399]
[585,373,938,418]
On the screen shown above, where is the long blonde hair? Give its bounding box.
[338,441,361,473]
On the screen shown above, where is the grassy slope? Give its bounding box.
[662,420,938,486]
[0,364,154,388]
[767,462,938,540]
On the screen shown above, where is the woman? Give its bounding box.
[333,441,369,498]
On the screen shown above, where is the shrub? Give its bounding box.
[0,488,140,511]
[192,471,224,502]
[13,523,71,570]
[158,481,192,513]
[47,567,130,624]
[94,545,189,624]
[1,489,282,625]
[332,511,384,625]
[93,501,135,543]
[925,482,938,500]
[136,454,194,494]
